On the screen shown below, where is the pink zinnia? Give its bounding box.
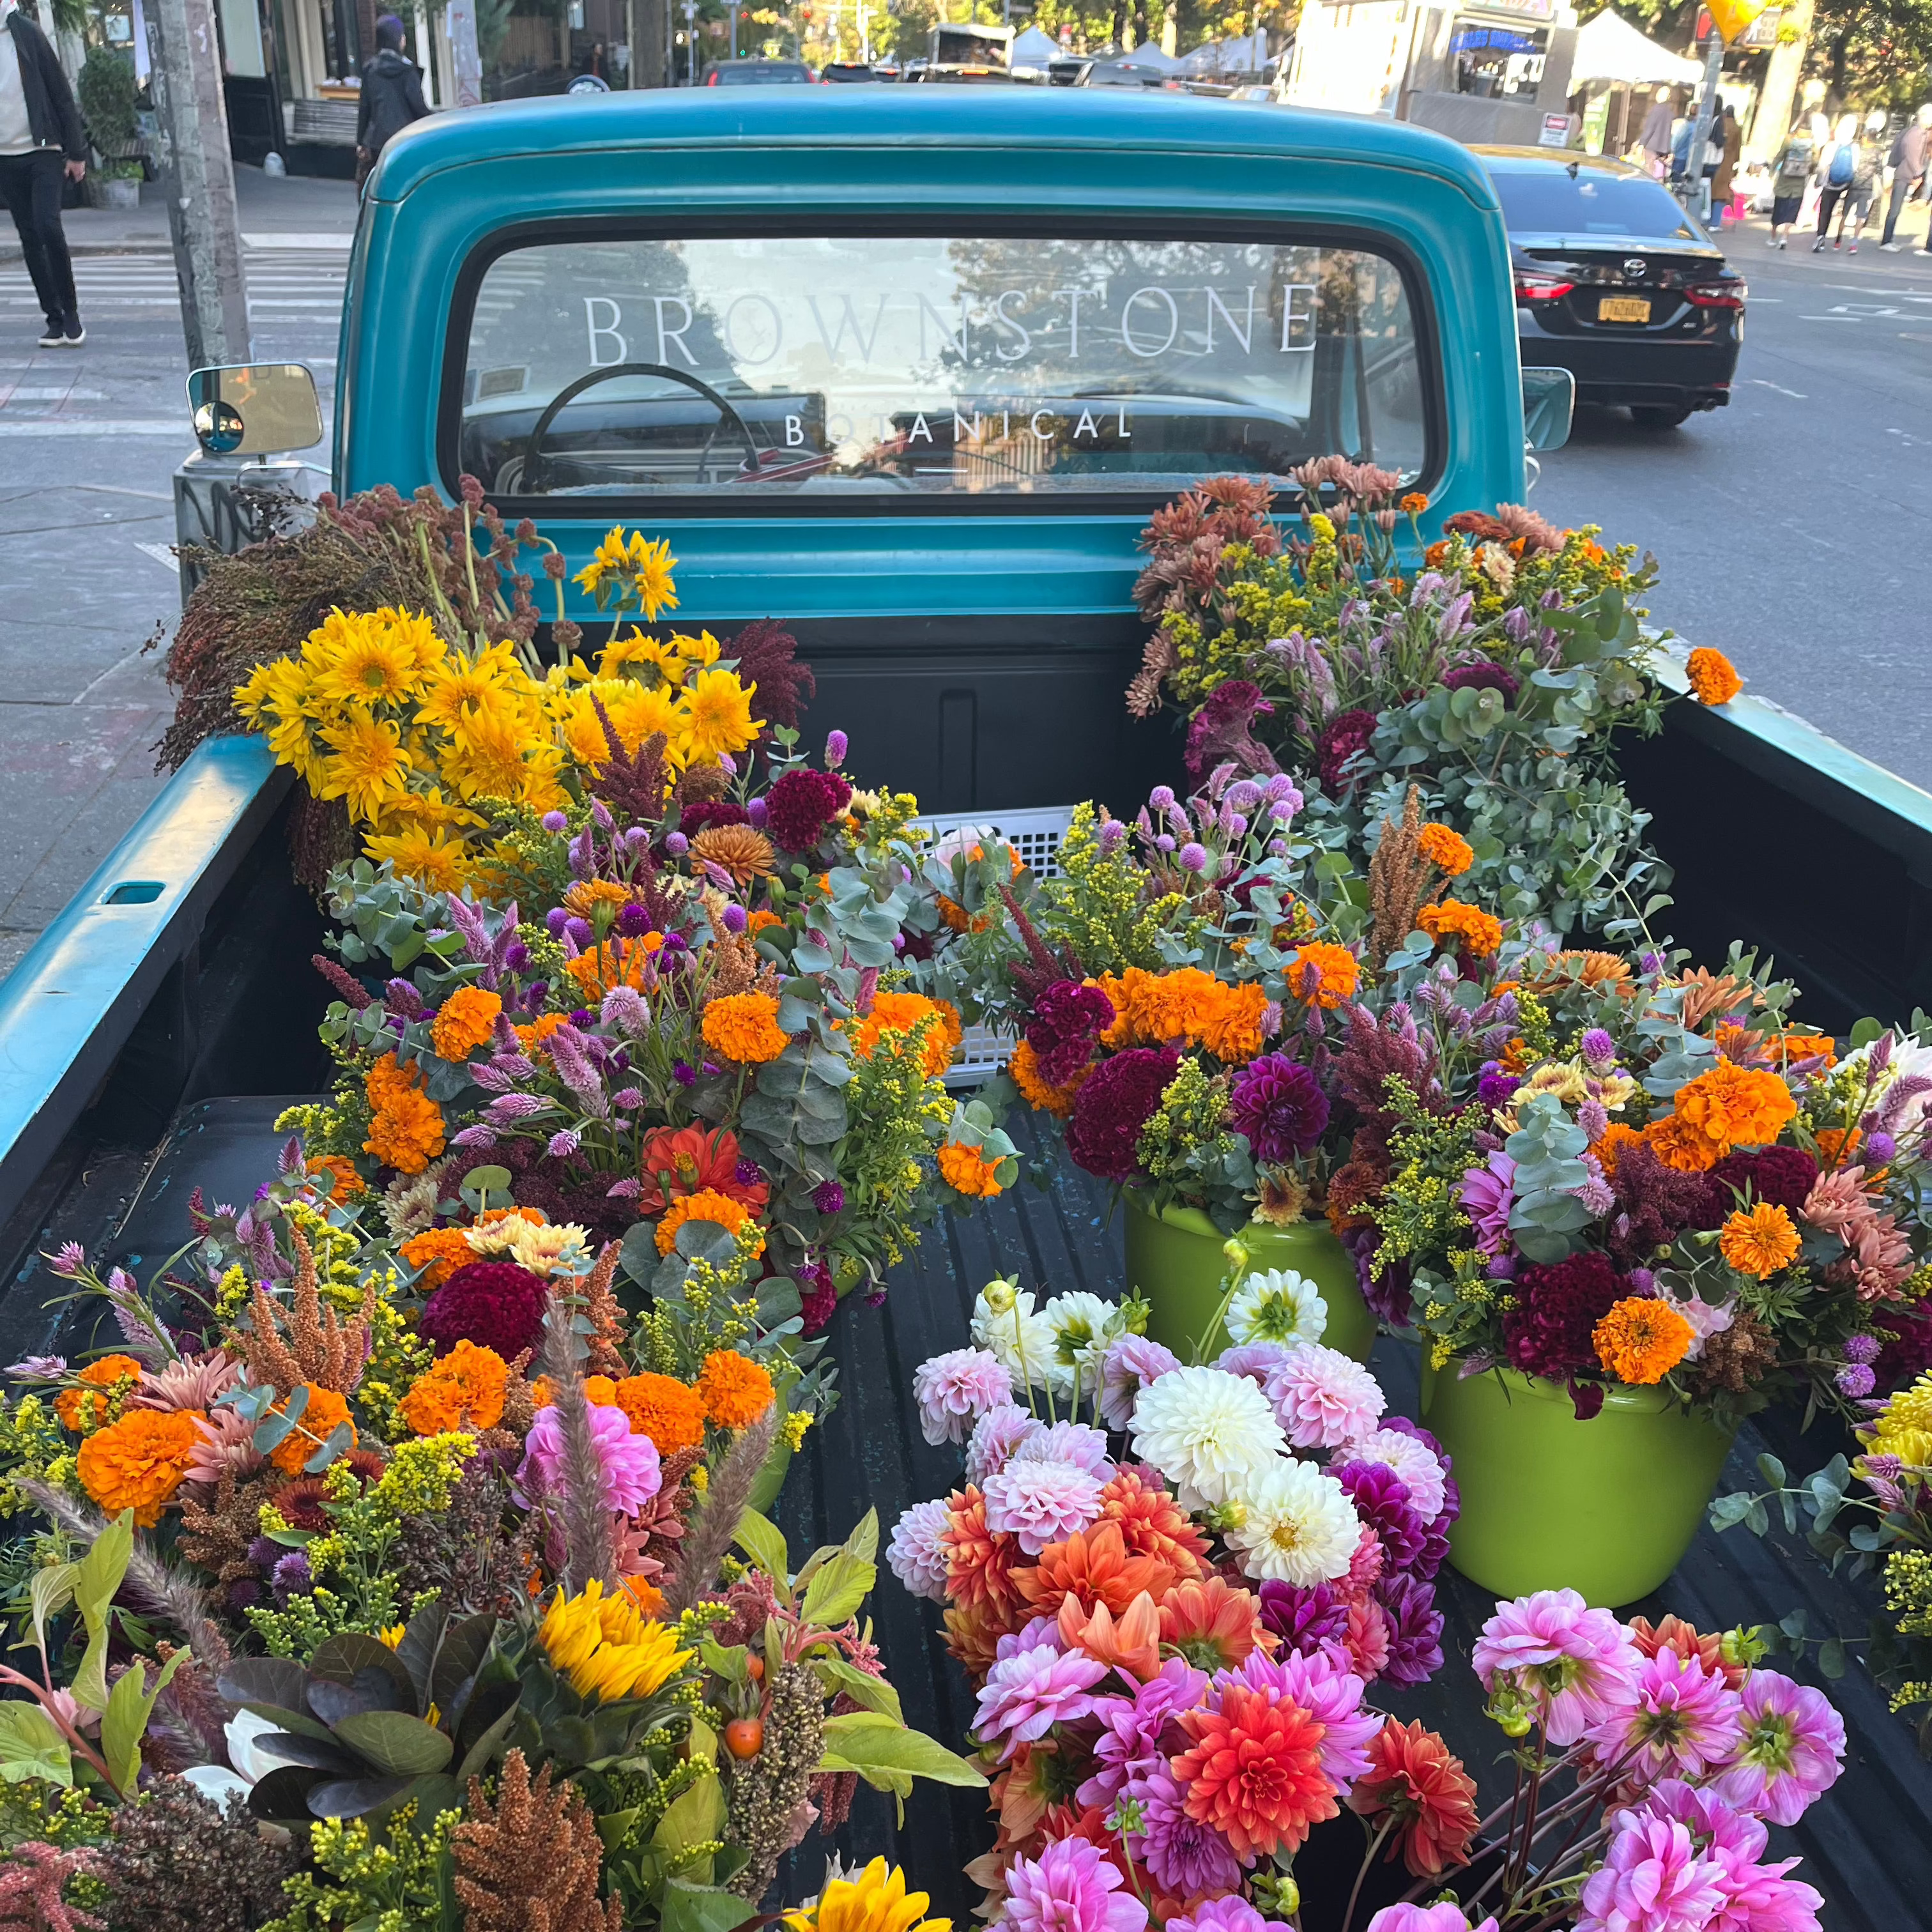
[516,1400,661,1517]
[1472,1590,1643,1745]
[1265,1342,1386,1449]
[914,1346,1013,1446]
[982,1457,1105,1555]
[974,1636,1108,1759]
[1130,1767,1245,1899]
[1099,1334,1181,1430]
[1234,1645,1384,1788]
[1004,1830,1149,1932]
[1711,1670,1846,1827]
[966,1402,1043,1482]
[886,1498,953,1602]
[1576,1814,1728,1932]
[1588,1649,1744,1783]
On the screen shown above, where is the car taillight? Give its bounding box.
[1685,282,1745,308]
[1514,273,1574,302]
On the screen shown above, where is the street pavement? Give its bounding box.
[0,176,1928,989]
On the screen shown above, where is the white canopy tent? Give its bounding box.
[1096,41,1179,72]
[1009,25,1059,66]
[1570,10,1701,88]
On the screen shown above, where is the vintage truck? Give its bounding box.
[0,89,1927,1920]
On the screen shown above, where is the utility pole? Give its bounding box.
[142,0,250,370]
[446,0,484,107]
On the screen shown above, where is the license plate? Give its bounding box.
[1598,296,1652,323]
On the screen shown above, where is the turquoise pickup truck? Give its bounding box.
[1,88,1928,1920]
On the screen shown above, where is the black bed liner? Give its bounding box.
[11,1098,1931,1925]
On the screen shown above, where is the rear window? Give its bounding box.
[1487,167,1702,240]
[707,64,811,84]
[454,229,1432,506]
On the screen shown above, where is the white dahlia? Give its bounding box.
[1129,1365,1286,1511]
[1225,1457,1362,1586]
[970,1285,1060,1393]
[1226,1268,1330,1349]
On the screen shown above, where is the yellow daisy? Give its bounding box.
[304,608,431,711]
[316,714,415,822]
[362,819,472,893]
[678,666,760,763]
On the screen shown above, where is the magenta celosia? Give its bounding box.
[1699,1146,1820,1229]
[912,1346,1013,1446]
[1027,980,1117,1089]
[974,1631,1110,1760]
[515,1400,660,1516]
[1471,1589,1643,1745]
[420,1259,549,1361]
[1264,1341,1386,1448]
[1066,1047,1179,1184]
[1228,1054,1330,1163]
[1002,1835,1149,1932]
[1588,1649,1744,1783]
[1711,1669,1846,1827]
[981,1456,1105,1555]
[1317,708,1378,792]
[1501,1251,1629,1415]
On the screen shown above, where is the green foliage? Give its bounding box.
[257,1802,460,1932]
[76,46,138,153]
[1039,803,1199,983]
[1503,1092,1594,1261]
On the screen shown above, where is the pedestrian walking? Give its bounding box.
[1878,103,1931,250]
[1711,102,1742,223]
[1814,113,1862,249]
[354,15,430,190]
[1639,87,1674,181]
[1829,111,1885,252]
[1769,119,1816,249]
[0,0,88,348]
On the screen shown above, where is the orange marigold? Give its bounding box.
[56,1355,145,1433]
[1400,492,1430,515]
[609,1372,707,1453]
[430,985,503,1061]
[1588,1122,1646,1179]
[1009,1038,1089,1118]
[1673,1063,1796,1154]
[1720,1201,1801,1280]
[564,935,651,1002]
[938,1141,1004,1199]
[655,1187,763,1258]
[1768,1032,1837,1071]
[1416,823,1475,877]
[696,1349,775,1429]
[1814,1126,1862,1169]
[1197,979,1269,1065]
[1593,1296,1694,1385]
[1284,942,1361,1009]
[75,1408,203,1526]
[701,991,791,1065]
[935,893,970,933]
[267,1383,356,1476]
[1686,647,1742,706]
[516,1013,571,1054]
[305,1154,365,1202]
[746,908,785,936]
[363,1052,446,1176]
[397,1339,510,1434]
[854,990,962,1080]
[1418,900,1503,960]
[1643,1113,1724,1174]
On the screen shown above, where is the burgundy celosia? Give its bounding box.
[1502,1250,1629,1415]
[672,800,749,841]
[764,767,853,851]
[1229,1054,1330,1164]
[1066,1048,1178,1183]
[1441,662,1519,701]
[1699,1145,1820,1229]
[1316,708,1379,792]
[1027,979,1117,1089]
[419,1259,549,1361]
[1184,678,1279,783]
[1606,1143,1715,1266]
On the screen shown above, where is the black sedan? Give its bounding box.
[1473,147,1745,429]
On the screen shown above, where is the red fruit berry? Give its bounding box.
[724,1717,764,1760]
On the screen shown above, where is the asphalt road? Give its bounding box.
[1,196,1928,983]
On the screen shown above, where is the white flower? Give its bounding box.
[1340,1427,1447,1524]
[1224,1457,1362,1586]
[181,1708,291,1805]
[1042,1291,1126,1390]
[1129,1365,1286,1511]
[1227,1269,1329,1349]
[970,1285,1060,1393]
[1672,1293,1736,1363]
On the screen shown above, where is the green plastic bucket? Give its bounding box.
[1420,1359,1736,1607]
[1122,1196,1377,1365]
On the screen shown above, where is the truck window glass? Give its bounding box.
[455,232,1429,503]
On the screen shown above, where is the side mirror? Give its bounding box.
[1521,366,1575,452]
[186,363,324,457]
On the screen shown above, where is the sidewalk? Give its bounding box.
[0,165,358,261]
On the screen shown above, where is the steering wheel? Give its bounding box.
[521,362,762,492]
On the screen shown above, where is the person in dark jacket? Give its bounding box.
[355,15,429,187]
[0,0,89,346]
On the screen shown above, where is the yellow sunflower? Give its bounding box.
[574,527,632,600]
[363,818,473,893]
[670,629,723,669]
[597,629,682,682]
[415,639,525,732]
[316,714,415,822]
[678,666,760,763]
[443,700,565,811]
[234,657,325,784]
[305,608,438,710]
[625,532,678,621]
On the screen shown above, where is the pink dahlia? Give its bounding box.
[914,1346,1014,1446]
[974,1632,1109,1760]
[983,1457,1106,1556]
[1472,1589,1643,1745]
[1166,1899,1271,1932]
[1234,1644,1384,1788]
[1588,1649,1743,1783]
[1577,1813,1728,1932]
[1099,1335,1182,1430]
[1710,1670,1846,1826]
[967,1402,1045,1483]
[1366,1910,1499,1932]
[1130,1766,1245,1898]
[1217,1340,1296,1388]
[1458,1153,1517,1257]
[887,1498,953,1602]
[1003,1831,1149,1932]
[516,1400,661,1517]
[1013,1420,1114,1478]
[1075,1657,1209,1807]
[1344,1425,1449,1523]
[1264,1342,1386,1449]
[1636,1782,1823,1932]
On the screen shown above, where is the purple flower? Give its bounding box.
[1257,1579,1349,1657]
[546,1129,582,1160]
[5,1355,67,1381]
[886,1498,953,1602]
[1844,1333,1882,1365]
[1316,708,1378,792]
[1581,1028,1618,1067]
[1577,1813,1728,1932]
[1711,1669,1846,1826]
[981,1457,1105,1556]
[1178,842,1209,874]
[965,1402,1044,1483]
[1005,1837,1149,1932]
[1473,1589,1643,1745]
[1366,1910,1498,1932]
[615,901,652,937]
[1476,1062,1518,1111]
[1376,1571,1445,1688]
[270,1550,314,1604]
[811,1179,846,1216]
[516,1400,661,1517]
[1165,1896,1271,1932]
[825,730,848,767]
[1229,1054,1330,1163]
[1331,1459,1427,1570]
[1441,661,1519,701]
[1130,1767,1244,1897]
[973,1640,1109,1761]
[1635,1782,1824,1932]
[1588,1649,1743,1784]
[1075,1657,1208,1807]
[47,1243,86,1279]
[1458,1153,1517,1257]
[1836,1362,1876,1398]
[540,810,568,832]
[671,1060,696,1087]
[1098,1334,1182,1430]
[912,1346,1014,1446]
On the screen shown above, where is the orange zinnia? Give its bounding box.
[1720,1202,1800,1279]
[304,1154,365,1202]
[1197,979,1269,1064]
[853,990,962,1080]
[1010,1521,1177,1622]
[1593,1296,1694,1385]
[1673,1062,1795,1153]
[1686,647,1742,706]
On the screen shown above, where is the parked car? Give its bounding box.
[1075,57,1176,87]
[1475,145,1744,429]
[820,61,874,82]
[700,58,816,84]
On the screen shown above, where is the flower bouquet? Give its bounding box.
[0,1149,982,1929]
[1123,466,1671,938]
[885,1282,1844,1932]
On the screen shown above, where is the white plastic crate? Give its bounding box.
[918,805,1077,1086]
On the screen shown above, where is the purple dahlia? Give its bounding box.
[1228,1053,1330,1164]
